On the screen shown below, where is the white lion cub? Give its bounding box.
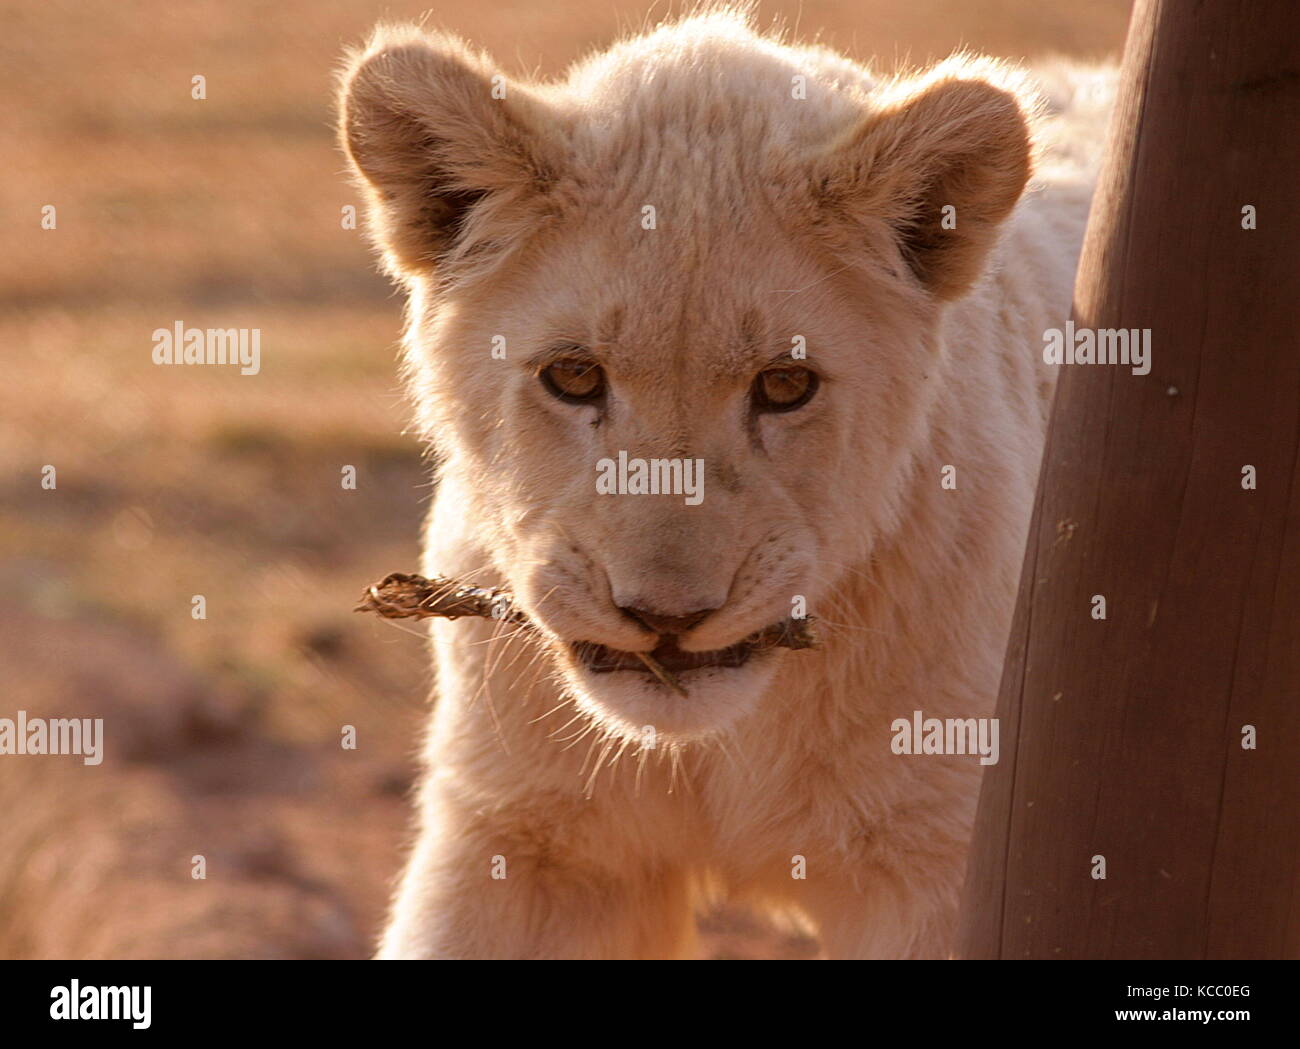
[338,8,1106,958]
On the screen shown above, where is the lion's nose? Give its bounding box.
[619,605,717,637]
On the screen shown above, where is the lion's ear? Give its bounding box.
[813,62,1035,300]
[337,26,560,278]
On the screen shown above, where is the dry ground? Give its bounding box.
[0,0,1130,959]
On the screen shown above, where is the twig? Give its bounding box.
[355,572,525,623]
[355,572,819,696]
[634,651,690,697]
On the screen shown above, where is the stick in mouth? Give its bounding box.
[355,572,818,697]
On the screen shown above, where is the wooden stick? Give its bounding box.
[356,572,817,648]
[355,572,526,624]
[355,571,818,697]
[633,652,691,697]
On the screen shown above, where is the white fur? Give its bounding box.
[339,8,1111,959]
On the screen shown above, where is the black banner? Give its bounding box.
[0,961,1289,1037]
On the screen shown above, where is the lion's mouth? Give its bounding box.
[571,637,757,675]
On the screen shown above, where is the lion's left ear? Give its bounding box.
[811,61,1036,300]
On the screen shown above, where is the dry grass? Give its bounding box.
[0,0,1131,959]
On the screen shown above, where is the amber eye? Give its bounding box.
[540,358,605,403]
[753,366,818,412]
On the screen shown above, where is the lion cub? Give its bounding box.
[338,8,1103,958]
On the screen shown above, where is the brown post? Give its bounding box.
[958,0,1300,959]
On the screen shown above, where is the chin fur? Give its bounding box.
[559,651,780,741]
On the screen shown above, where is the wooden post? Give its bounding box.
[958,0,1300,959]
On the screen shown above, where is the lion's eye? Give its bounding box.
[540,359,605,403]
[753,366,818,412]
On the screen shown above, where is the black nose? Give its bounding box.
[620,606,716,637]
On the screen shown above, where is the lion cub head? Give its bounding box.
[338,11,1033,737]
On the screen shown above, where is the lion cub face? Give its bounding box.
[339,16,1032,736]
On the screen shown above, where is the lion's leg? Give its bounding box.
[811,893,958,960]
[377,800,698,960]
[796,860,964,960]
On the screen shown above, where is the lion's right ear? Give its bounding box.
[337,26,561,278]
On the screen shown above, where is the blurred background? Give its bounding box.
[0,0,1130,959]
